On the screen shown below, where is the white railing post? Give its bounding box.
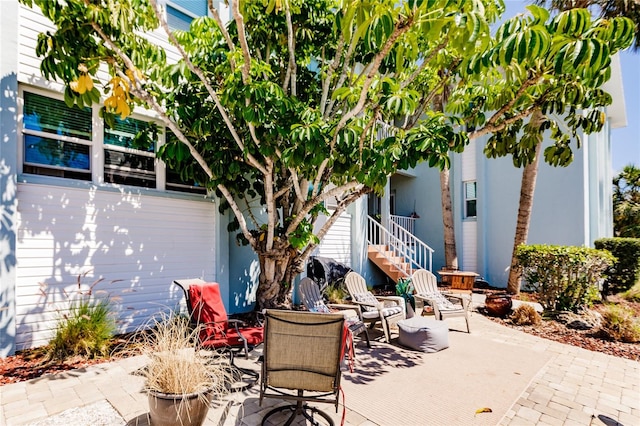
[367,215,434,277]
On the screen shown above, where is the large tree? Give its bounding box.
[414,5,634,279]
[24,0,501,308]
[23,0,632,305]
[535,0,640,50]
[613,165,640,237]
[456,4,635,294]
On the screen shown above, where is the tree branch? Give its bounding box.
[283,0,297,96]
[147,0,268,175]
[314,16,414,194]
[207,0,235,72]
[287,181,363,235]
[231,0,252,85]
[320,38,344,116]
[299,186,372,260]
[400,37,449,90]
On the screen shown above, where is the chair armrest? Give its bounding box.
[440,293,471,310]
[351,299,383,308]
[327,303,359,311]
[376,295,405,309]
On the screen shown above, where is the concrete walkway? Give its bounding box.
[1,303,638,426]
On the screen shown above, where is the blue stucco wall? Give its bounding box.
[390,167,446,274]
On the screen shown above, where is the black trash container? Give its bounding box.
[306,256,352,293]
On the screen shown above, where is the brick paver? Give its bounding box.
[1,298,638,426]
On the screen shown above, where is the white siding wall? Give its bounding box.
[19,4,181,94]
[15,183,216,349]
[461,221,478,272]
[316,210,352,266]
[461,139,478,271]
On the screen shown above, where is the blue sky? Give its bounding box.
[612,51,640,173]
[504,1,639,173]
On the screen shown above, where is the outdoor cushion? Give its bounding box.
[307,300,332,313]
[398,317,449,353]
[380,305,404,317]
[420,291,461,312]
[353,292,382,312]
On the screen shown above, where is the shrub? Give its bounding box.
[599,304,640,343]
[48,297,115,360]
[325,284,348,304]
[621,282,640,302]
[45,270,119,361]
[510,304,541,326]
[515,244,615,312]
[594,238,640,294]
[395,278,415,312]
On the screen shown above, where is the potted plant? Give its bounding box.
[139,315,229,426]
[396,278,416,318]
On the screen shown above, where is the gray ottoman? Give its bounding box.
[397,316,449,352]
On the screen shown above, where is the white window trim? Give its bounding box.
[18,85,205,196]
[463,180,477,219]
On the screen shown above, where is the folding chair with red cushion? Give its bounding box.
[173,279,263,383]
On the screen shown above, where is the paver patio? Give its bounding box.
[1,297,638,426]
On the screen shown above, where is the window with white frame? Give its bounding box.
[21,89,206,195]
[166,0,208,31]
[104,116,158,188]
[22,92,93,180]
[464,181,477,218]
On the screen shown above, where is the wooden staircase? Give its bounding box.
[367,245,413,283]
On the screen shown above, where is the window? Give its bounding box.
[22,92,92,180]
[21,89,206,196]
[104,117,157,188]
[166,1,207,31]
[165,132,207,194]
[464,181,477,218]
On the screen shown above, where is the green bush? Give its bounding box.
[600,304,640,343]
[325,284,348,304]
[48,297,115,360]
[515,244,615,312]
[621,282,640,302]
[594,237,640,294]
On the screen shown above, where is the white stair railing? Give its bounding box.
[367,215,434,278]
[390,214,416,238]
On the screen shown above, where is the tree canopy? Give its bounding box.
[614,165,640,238]
[22,0,634,307]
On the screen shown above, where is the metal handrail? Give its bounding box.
[367,215,434,278]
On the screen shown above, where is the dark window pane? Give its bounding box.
[166,169,207,194]
[104,149,156,188]
[24,135,90,170]
[23,92,92,140]
[23,165,91,180]
[466,200,477,218]
[104,117,155,153]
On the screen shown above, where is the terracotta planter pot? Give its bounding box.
[148,389,212,426]
[484,294,513,317]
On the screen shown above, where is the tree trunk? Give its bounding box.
[440,166,458,269]
[506,141,543,295]
[255,241,299,308]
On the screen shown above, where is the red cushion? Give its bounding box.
[188,282,263,349]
